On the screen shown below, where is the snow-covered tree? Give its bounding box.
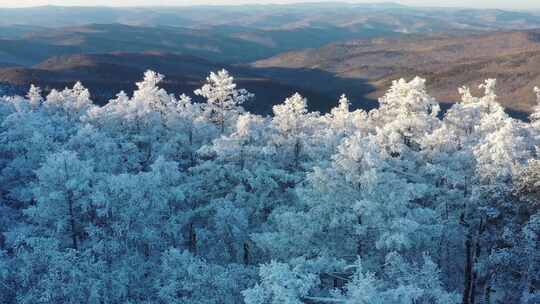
[370,77,440,155]
[27,84,43,109]
[270,93,322,169]
[44,82,94,120]
[25,151,95,250]
[243,260,318,304]
[195,69,253,133]
[0,71,537,304]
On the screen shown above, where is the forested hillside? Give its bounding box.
[253,30,540,115]
[0,70,539,303]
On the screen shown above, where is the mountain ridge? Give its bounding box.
[252,29,540,113]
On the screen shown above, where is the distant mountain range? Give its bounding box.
[2,4,540,116]
[2,3,540,31]
[0,22,404,66]
[3,3,540,66]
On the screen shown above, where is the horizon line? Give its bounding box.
[0,2,538,11]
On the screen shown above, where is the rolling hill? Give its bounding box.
[4,3,540,67]
[1,3,540,31]
[0,24,276,66]
[3,5,540,116]
[0,52,337,115]
[0,22,405,67]
[252,30,540,115]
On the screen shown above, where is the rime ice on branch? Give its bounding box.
[0,71,539,304]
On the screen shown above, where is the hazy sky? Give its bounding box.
[0,0,539,10]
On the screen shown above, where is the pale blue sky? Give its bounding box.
[0,0,539,10]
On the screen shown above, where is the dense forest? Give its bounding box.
[0,69,539,303]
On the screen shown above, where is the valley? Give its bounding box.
[2,3,540,117]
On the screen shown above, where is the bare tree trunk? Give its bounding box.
[67,194,78,250]
[188,222,197,255]
[294,139,301,169]
[471,219,486,304]
[357,215,362,256]
[189,127,195,168]
[243,242,250,265]
[219,107,225,134]
[484,282,491,304]
[470,267,477,304]
[240,146,245,170]
[464,218,485,304]
[463,234,473,304]
[223,226,238,263]
[64,159,78,250]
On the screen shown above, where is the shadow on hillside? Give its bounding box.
[9,66,379,116]
[249,67,533,120]
[3,67,529,120]
[505,108,530,121]
[244,66,379,113]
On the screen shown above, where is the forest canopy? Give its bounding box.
[0,69,539,304]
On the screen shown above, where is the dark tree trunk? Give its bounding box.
[294,139,301,169]
[189,222,197,255]
[463,235,473,304]
[243,242,250,265]
[357,215,362,256]
[189,128,195,168]
[67,190,78,250]
[64,159,78,250]
[484,282,491,304]
[470,268,477,304]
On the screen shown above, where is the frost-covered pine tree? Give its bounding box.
[0,70,538,304]
[27,84,43,109]
[195,69,253,133]
[25,151,95,250]
[370,77,440,155]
